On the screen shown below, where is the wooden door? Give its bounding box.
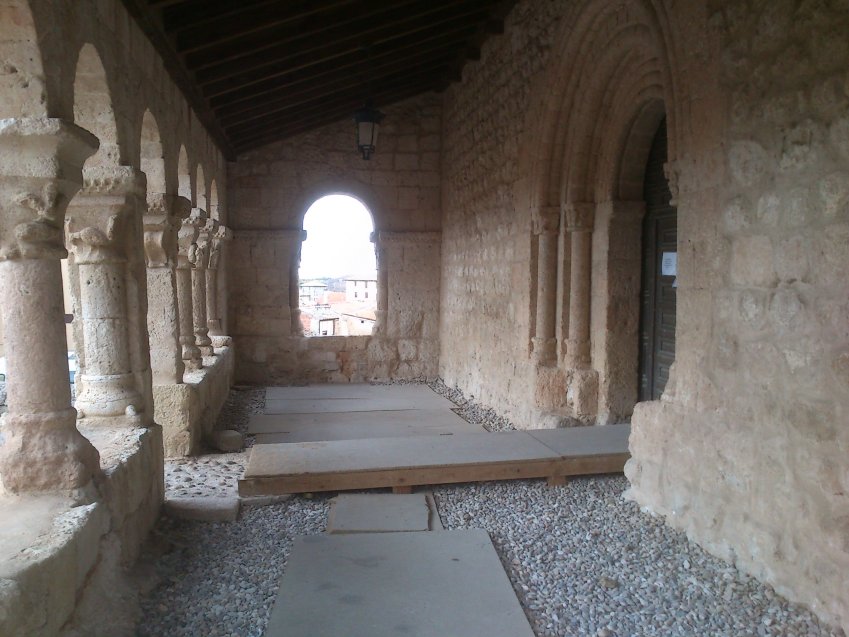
[639,120,677,402]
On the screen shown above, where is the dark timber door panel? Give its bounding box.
[639,119,677,402]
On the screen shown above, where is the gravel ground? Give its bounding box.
[137,497,330,637]
[139,381,845,637]
[433,477,844,637]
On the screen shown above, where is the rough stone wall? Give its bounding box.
[439,1,564,425]
[228,93,442,384]
[440,0,849,631]
[627,1,849,630]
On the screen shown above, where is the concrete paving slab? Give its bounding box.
[163,496,240,522]
[265,384,455,408]
[264,396,452,414]
[528,423,631,457]
[248,409,479,435]
[264,530,535,637]
[327,494,430,533]
[245,432,558,478]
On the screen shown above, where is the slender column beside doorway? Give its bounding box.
[532,207,560,364]
[0,118,101,494]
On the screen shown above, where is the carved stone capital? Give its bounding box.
[80,165,146,197]
[532,206,560,235]
[564,202,595,232]
[208,225,232,270]
[663,161,680,206]
[0,118,99,262]
[194,217,219,270]
[66,166,146,265]
[177,208,206,269]
[143,193,184,268]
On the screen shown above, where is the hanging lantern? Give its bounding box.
[354,100,384,160]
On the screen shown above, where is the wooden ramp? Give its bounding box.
[239,424,631,496]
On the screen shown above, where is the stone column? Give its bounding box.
[65,166,147,425]
[144,194,190,384]
[192,214,217,357]
[532,207,560,364]
[288,229,307,335]
[206,225,232,341]
[564,202,595,368]
[176,209,202,370]
[564,201,599,421]
[0,118,101,494]
[372,231,389,336]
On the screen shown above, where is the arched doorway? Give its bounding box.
[638,119,677,401]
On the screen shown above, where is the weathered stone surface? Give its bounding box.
[208,429,243,453]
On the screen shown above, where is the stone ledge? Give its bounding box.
[155,346,235,457]
[0,424,162,637]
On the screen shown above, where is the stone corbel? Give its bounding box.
[0,119,99,263]
[564,201,595,232]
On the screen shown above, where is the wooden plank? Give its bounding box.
[264,383,455,405]
[238,457,560,496]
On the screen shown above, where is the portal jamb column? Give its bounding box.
[0,118,101,494]
[531,207,560,364]
[564,202,595,368]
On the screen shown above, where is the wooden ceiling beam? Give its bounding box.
[202,20,479,101]
[218,59,453,128]
[232,86,432,153]
[209,29,476,113]
[162,0,281,32]
[226,79,437,140]
[175,0,362,54]
[186,0,489,69]
[119,0,236,159]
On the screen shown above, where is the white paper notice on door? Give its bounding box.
[661,252,677,276]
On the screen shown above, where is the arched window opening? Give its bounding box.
[298,195,376,337]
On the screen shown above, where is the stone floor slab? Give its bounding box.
[327,494,430,533]
[265,384,455,408]
[527,423,631,457]
[248,409,482,443]
[264,396,453,414]
[264,530,535,637]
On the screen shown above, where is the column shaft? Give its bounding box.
[176,264,201,369]
[74,258,140,417]
[0,117,101,494]
[192,264,212,356]
[533,225,558,363]
[565,203,595,368]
